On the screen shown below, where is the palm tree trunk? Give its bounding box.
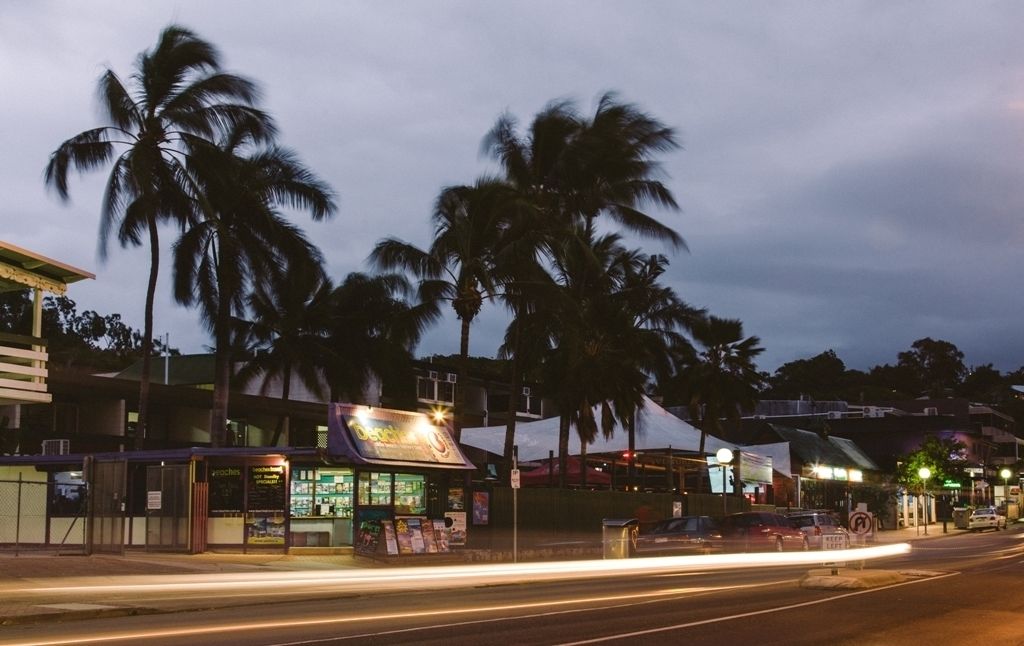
[134,219,159,451]
[210,286,232,447]
[270,364,292,447]
[502,320,522,482]
[558,415,570,488]
[627,411,636,490]
[454,316,471,443]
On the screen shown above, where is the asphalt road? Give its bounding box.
[2,528,1021,646]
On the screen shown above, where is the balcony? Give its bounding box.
[0,331,50,405]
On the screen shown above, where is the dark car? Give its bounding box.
[635,515,721,555]
[718,512,809,552]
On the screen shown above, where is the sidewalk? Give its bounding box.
[0,522,975,626]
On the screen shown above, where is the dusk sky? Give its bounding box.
[3,2,1023,375]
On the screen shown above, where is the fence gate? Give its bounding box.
[145,464,190,551]
[87,458,126,555]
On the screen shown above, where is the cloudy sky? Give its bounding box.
[3,2,1023,374]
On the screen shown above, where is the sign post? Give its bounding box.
[511,445,520,563]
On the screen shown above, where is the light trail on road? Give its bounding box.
[12,543,910,598]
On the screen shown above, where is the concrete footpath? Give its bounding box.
[0,523,976,626]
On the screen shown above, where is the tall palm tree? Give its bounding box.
[322,272,439,405]
[370,179,513,441]
[44,24,272,448]
[482,93,686,476]
[539,230,698,487]
[173,124,335,447]
[674,316,765,491]
[235,265,333,446]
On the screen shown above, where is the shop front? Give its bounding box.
[286,403,475,553]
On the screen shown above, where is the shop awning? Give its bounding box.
[326,403,476,470]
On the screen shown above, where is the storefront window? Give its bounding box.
[290,467,354,518]
[395,474,426,515]
[358,472,393,506]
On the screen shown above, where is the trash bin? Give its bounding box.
[952,507,970,530]
[602,518,639,559]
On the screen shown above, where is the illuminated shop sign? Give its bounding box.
[327,404,471,467]
[811,465,863,482]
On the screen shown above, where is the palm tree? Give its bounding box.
[235,265,333,446]
[482,92,686,477]
[44,24,272,448]
[370,179,513,441]
[322,272,439,405]
[173,124,335,447]
[539,230,698,487]
[674,316,765,492]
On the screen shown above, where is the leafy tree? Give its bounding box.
[173,123,335,447]
[959,364,1004,402]
[896,436,969,491]
[897,337,966,397]
[44,24,272,448]
[765,350,847,400]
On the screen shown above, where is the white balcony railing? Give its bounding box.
[0,331,50,405]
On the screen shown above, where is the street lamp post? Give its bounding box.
[918,467,931,535]
[716,448,734,517]
[1000,468,1011,507]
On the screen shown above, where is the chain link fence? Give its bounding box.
[0,478,87,554]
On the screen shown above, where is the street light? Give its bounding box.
[918,467,931,535]
[716,448,734,517]
[1000,468,1012,506]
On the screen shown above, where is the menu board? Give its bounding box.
[248,465,286,512]
[208,466,243,514]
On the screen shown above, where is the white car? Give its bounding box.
[968,507,1007,531]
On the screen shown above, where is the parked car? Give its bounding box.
[635,516,721,555]
[968,507,1007,531]
[787,511,851,550]
[718,512,809,552]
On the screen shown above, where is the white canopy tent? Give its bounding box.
[462,395,737,462]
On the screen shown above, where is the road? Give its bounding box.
[2,528,1021,646]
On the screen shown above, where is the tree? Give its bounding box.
[482,92,687,479]
[896,436,968,490]
[44,24,272,448]
[765,350,848,401]
[235,265,333,446]
[897,337,967,397]
[322,272,439,405]
[370,180,512,441]
[673,316,765,491]
[959,364,1004,402]
[173,124,335,447]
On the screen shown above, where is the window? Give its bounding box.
[50,471,85,517]
[417,375,455,404]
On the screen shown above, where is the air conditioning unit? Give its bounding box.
[522,386,531,397]
[923,407,938,416]
[446,373,457,383]
[42,439,70,456]
[428,370,439,380]
[827,411,843,420]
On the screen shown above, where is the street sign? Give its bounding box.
[511,468,521,489]
[848,510,872,535]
